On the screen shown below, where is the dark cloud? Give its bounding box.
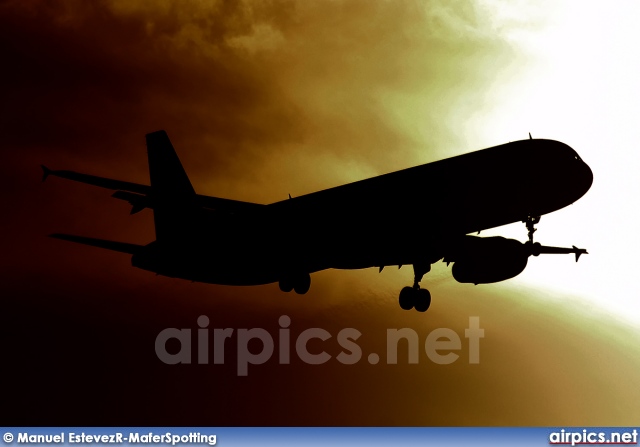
[5,267,640,425]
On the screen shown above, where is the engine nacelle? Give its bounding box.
[451,236,529,284]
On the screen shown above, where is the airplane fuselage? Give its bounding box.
[131,138,593,286]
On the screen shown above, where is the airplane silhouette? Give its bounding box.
[43,131,593,312]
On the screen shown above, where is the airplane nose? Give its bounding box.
[581,158,593,190]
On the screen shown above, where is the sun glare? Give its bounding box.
[475,1,640,325]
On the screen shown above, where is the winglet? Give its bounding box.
[529,132,532,140]
[572,245,588,262]
[41,165,51,182]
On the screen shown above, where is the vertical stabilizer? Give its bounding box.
[146,130,197,242]
[147,131,195,197]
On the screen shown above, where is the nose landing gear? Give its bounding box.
[525,214,541,243]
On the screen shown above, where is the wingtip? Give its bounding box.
[572,245,588,262]
[41,165,51,182]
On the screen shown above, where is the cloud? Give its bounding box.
[1,0,517,194]
[3,0,635,426]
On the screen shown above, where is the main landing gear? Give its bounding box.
[279,272,311,295]
[398,262,432,312]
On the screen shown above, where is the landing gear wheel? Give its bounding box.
[279,278,293,293]
[397,262,434,311]
[293,273,311,295]
[413,288,431,312]
[399,287,415,310]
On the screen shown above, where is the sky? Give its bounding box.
[2,0,640,426]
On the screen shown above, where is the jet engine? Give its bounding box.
[449,236,529,284]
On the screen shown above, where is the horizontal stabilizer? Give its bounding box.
[50,233,143,254]
[40,167,150,194]
[42,165,264,214]
[112,191,150,214]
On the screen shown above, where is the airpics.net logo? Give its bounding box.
[154,316,484,376]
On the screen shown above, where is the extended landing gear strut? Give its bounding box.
[525,214,541,243]
[398,262,432,312]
